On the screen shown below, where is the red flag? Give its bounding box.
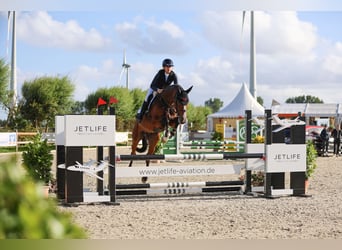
[97,97,107,107]
[109,96,118,104]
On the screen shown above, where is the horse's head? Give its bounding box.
[159,84,193,126]
[175,85,193,124]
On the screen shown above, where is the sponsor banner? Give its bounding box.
[266,144,306,173]
[64,115,115,146]
[0,132,17,147]
[116,164,244,178]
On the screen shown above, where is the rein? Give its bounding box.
[152,86,187,135]
[157,90,182,120]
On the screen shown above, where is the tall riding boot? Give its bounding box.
[136,101,148,122]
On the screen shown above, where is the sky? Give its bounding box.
[1,1,342,120]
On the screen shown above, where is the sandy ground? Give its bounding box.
[52,147,342,239]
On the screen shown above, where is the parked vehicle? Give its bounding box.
[306,125,334,156]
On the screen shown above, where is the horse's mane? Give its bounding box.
[164,84,183,92]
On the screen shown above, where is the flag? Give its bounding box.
[97,97,107,107]
[109,96,118,104]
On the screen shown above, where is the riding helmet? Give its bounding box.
[162,58,174,67]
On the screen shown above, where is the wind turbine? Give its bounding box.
[118,50,131,89]
[7,11,17,108]
[242,11,257,99]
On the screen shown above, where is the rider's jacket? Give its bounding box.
[150,69,178,91]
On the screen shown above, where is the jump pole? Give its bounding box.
[116,152,264,161]
[116,186,242,196]
[116,180,244,189]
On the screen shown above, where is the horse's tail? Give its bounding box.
[136,136,148,153]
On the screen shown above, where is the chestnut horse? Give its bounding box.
[129,84,193,182]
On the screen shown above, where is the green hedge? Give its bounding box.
[0,157,86,239]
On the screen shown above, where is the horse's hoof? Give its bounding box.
[141,177,148,183]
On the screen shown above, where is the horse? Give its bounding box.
[129,84,193,182]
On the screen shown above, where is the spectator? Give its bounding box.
[331,126,341,157]
[320,124,330,157]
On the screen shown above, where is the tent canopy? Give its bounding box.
[208,83,264,118]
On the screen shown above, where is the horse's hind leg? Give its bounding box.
[129,123,142,167]
[129,141,137,167]
[141,133,160,183]
[129,138,139,167]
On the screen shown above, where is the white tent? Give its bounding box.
[208,83,264,118]
[207,83,264,132]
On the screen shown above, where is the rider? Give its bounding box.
[136,58,178,121]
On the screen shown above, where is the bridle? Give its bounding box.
[156,85,189,128]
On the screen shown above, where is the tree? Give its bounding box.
[0,58,9,105]
[84,87,135,131]
[0,58,20,129]
[257,96,264,106]
[21,76,75,131]
[130,88,146,114]
[70,101,86,115]
[187,103,212,130]
[285,95,324,104]
[204,98,223,113]
[0,58,12,124]
[6,101,30,130]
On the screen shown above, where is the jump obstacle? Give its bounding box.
[56,108,307,204]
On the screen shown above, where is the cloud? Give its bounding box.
[16,11,112,51]
[322,42,342,76]
[128,62,155,88]
[115,17,189,54]
[201,11,317,57]
[181,56,240,106]
[12,10,342,110]
[70,59,157,101]
[197,11,342,107]
[70,59,118,100]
